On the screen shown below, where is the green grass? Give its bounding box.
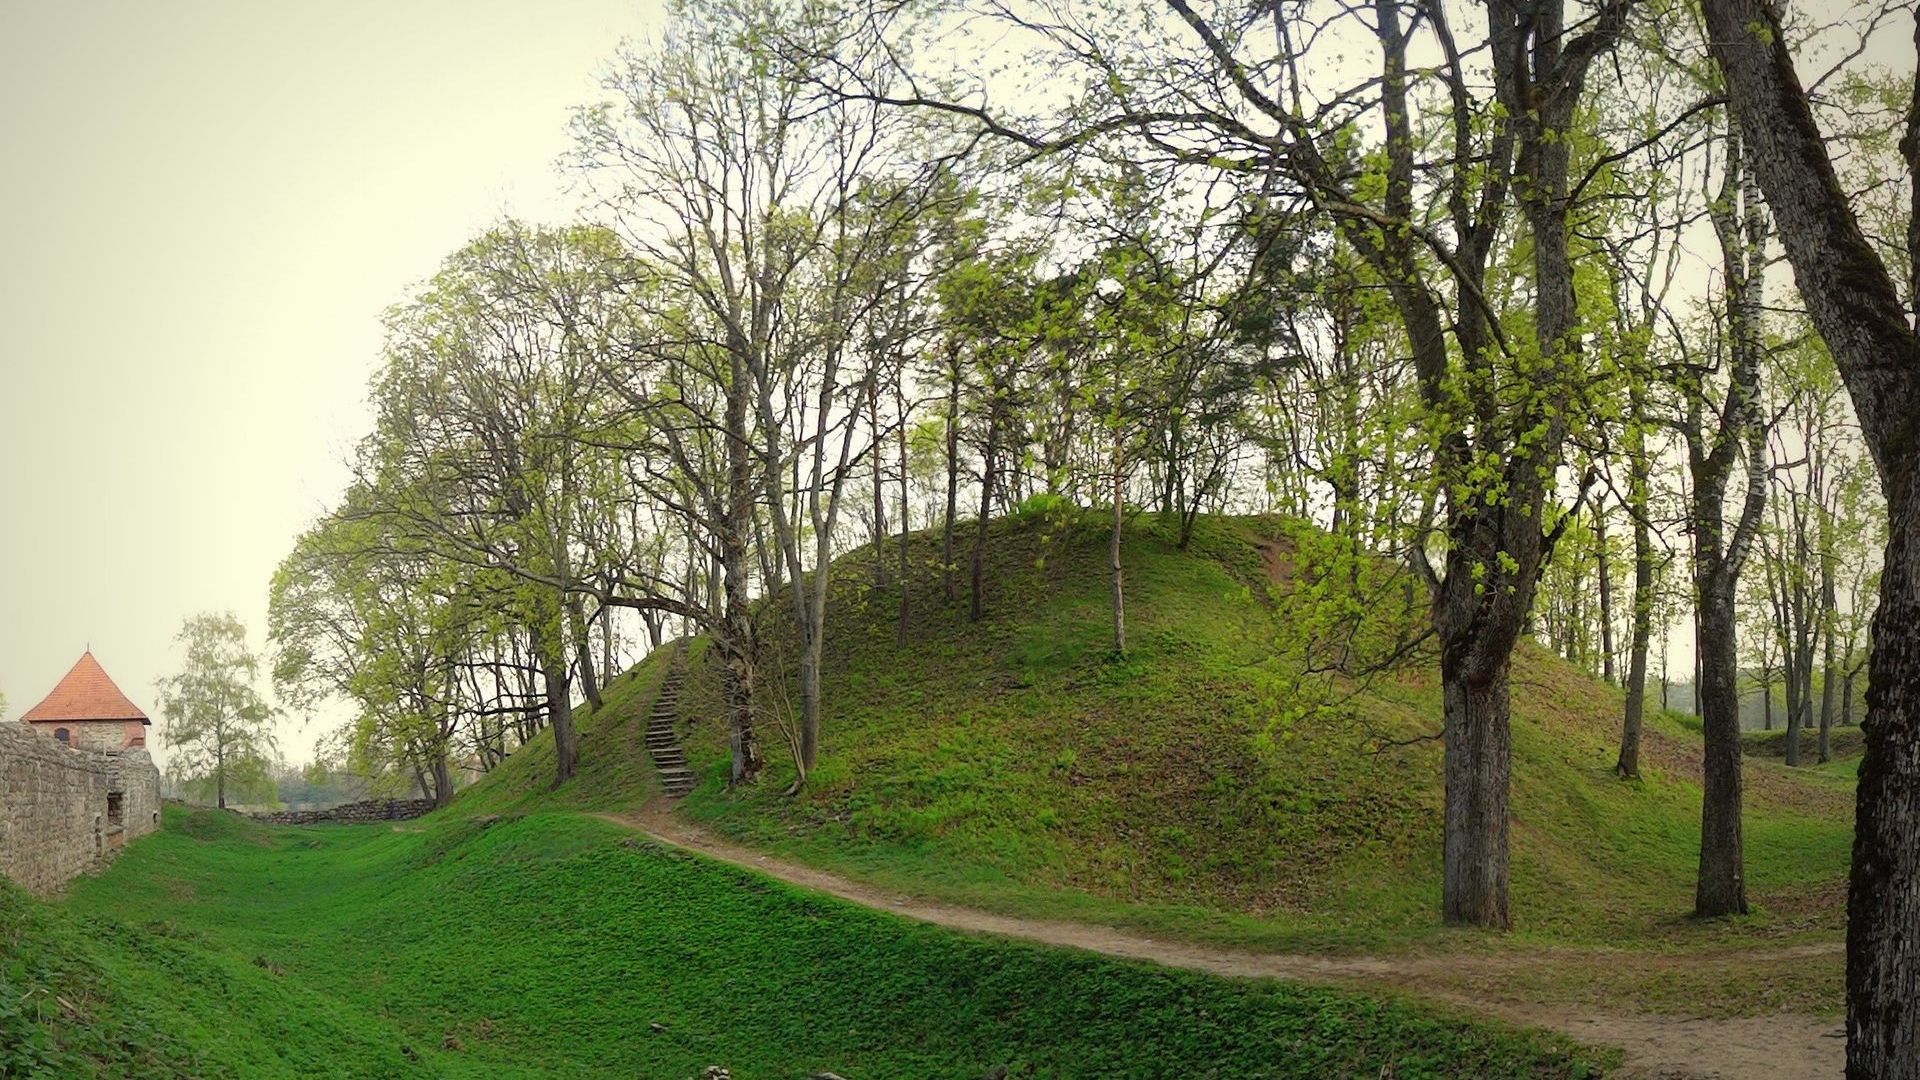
[0,804,1614,1079]
[1743,725,1865,762]
[457,512,1855,960]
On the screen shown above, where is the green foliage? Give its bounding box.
[460,515,1856,964]
[155,612,279,807]
[19,806,1611,1078]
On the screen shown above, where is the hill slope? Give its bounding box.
[460,512,1855,957]
[0,804,1609,1078]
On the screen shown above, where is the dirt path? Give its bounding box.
[595,806,1843,1079]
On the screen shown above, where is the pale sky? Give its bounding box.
[0,0,659,770]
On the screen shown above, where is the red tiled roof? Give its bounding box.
[20,651,150,724]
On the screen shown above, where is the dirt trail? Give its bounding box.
[595,806,1843,1079]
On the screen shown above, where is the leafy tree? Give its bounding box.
[155,612,278,810]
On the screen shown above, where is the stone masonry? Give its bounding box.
[248,798,435,826]
[0,721,162,896]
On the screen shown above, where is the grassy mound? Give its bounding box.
[1744,725,1865,762]
[13,804,1610,1079]
[458,512,1855,955]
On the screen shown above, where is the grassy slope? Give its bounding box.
[462,512,1854,958]
[0,805,1612,1079]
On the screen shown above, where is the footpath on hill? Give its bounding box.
[595,805,1843,1080]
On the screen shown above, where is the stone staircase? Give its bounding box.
[646,662,695,798]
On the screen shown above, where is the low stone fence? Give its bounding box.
[248,798,436,826]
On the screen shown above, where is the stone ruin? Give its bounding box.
[248,798,436,826]
[0,720,162,895]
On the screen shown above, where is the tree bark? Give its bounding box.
[1441,654,1512,928]
[942,349,962,604]
[530,621,577,788]
[1820,523,1838,763]
[970,374,1006,623]
[569,596,602,713]
[1596,502,1616,684]
[1110,444,1126,655]
[1700,3,1920,1069]
[721,351,762,787]
[1620,383,1655,778]
[431,756,453,808]
[1695,588,1749,916]
[870,378,888,588]
[897,381,912,647]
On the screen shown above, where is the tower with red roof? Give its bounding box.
[19,651,152,750]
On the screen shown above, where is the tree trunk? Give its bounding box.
[533,624,577,788]
[1848,491,1920,1076]
[569,596,602,713]
[431,756,453,808]
[942,351,961,604]
[798,634,822,776]
[1698,0,1920,1064]
[970,381,1004,623]
[1110,445,1126,655]
[897,382,912,646]
[602,603,617,686]
[1441,653,1512,929]
[1820,545,1838,764]
[1620,398,1654,778]
[722,352,762,787]
[1695,588,1749,916]
[1785,645,1804,767]
[1596,502,1616,684]
[871,382,888,587]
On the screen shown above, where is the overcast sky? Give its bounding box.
[0,0,659,770]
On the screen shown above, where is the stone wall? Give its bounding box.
[248,798,435,826]
[0,722,162,895]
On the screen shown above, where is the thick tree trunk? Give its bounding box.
[1441,652,1512,929]
[1848,492,1920,1076]
[1697,0,1920,1058]
[1695,589,1749,916]
[431,756,453,808]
